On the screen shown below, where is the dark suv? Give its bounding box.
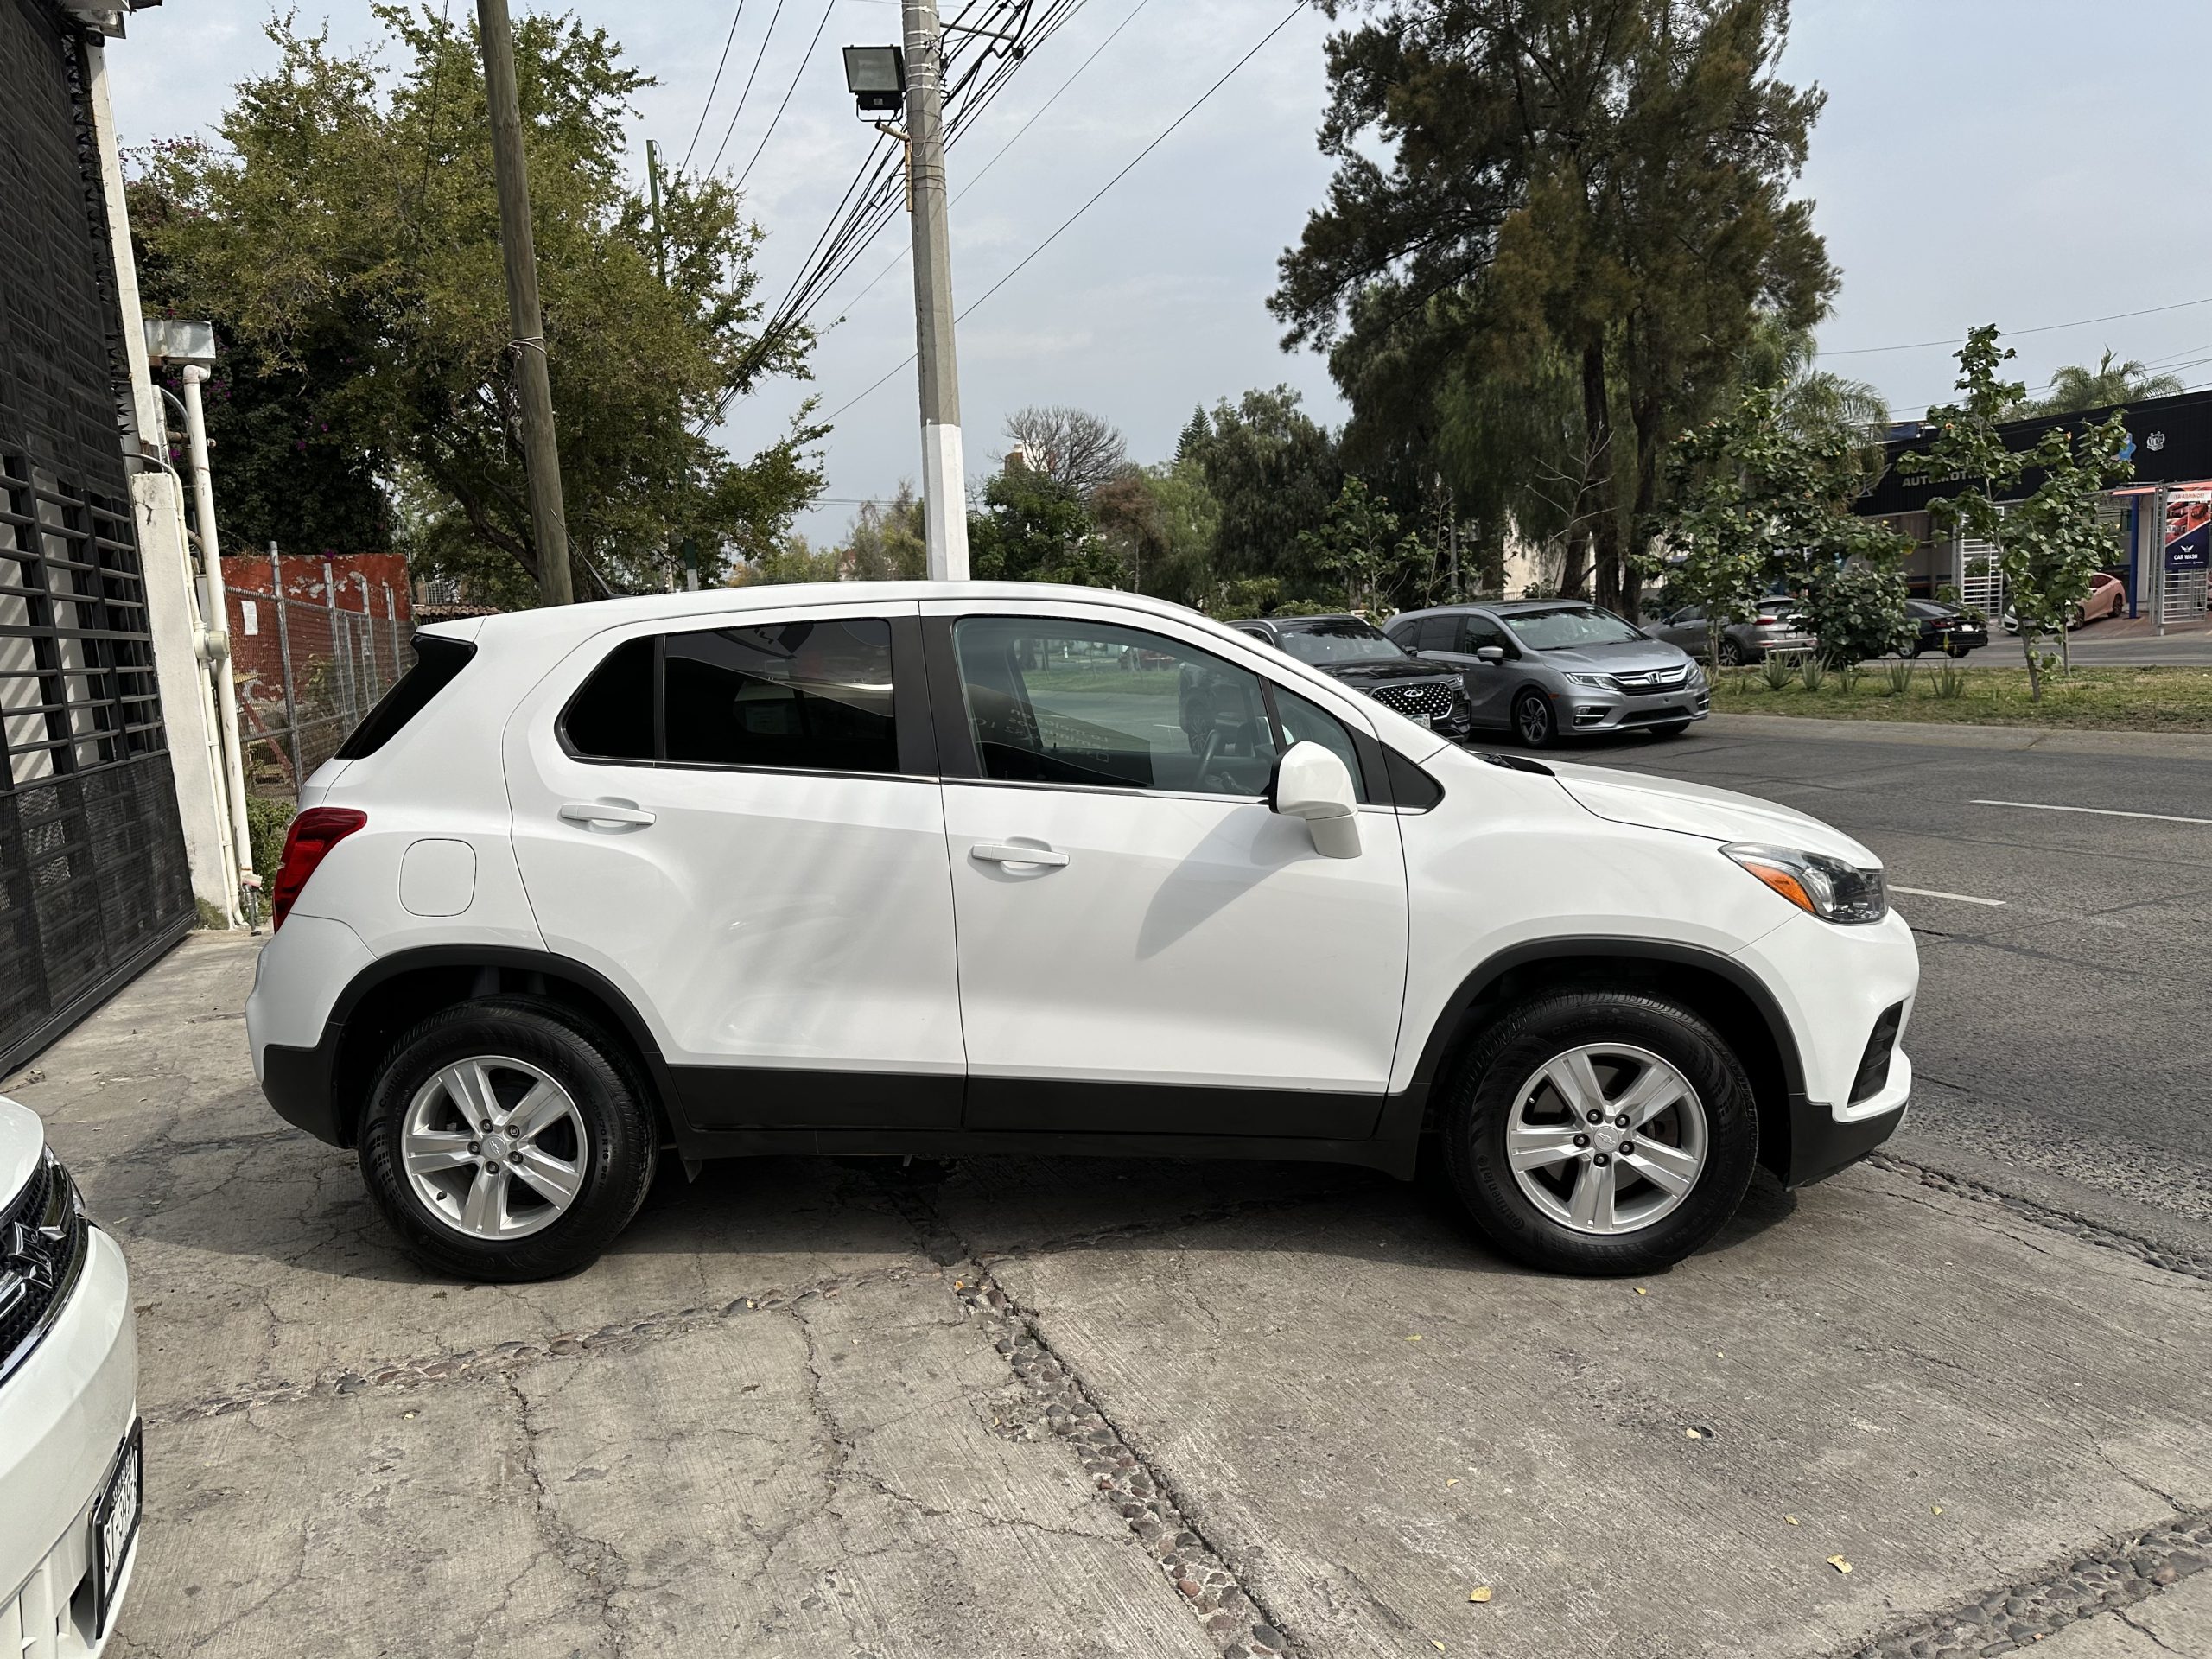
[1226,614,1472,739]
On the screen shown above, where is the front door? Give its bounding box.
[924,601,1410,1139]
[505,604,965,1130]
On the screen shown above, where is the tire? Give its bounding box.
[1512,690,1556,748]
[1648,721,1693,739]
[1718,639,1745,668]
[1438,989,1758,1275]
[1903,639,1923,659]
[359,996,660,1281]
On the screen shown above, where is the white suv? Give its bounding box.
[245,583,1916,1281]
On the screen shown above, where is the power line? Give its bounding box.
[822,0,1310,423]
[1885,338,2212,419]
[1820,294,2212,359]
[704,0,792,178]
[735,0,839,191]
[680,0,749,173]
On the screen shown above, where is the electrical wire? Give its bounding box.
[735,0,841,191]
[703,0,792,178]
[1820,295,2212,359]
[680,0,749,172]
[819,0,1310,423]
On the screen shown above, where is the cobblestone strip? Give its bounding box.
[1870,1154,2212,1285]
[950,1264,1300,1659]
[1840,1513,2212,1657]
[151,1259,940,1424]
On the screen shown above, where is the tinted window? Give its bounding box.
[1274,684,1370,804]
[664,618,897,772]
[1502,605,1646,648]
[1464,614,1515,653]
[337,634,478,760]
[1906,600,1946,619]
[1670,604,1705,624]
[1414,615,1459,652]
[560,636,654,761]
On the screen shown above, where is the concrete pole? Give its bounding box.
[904,0,970,580]
[476,0,574,605]
[180,366,256,888]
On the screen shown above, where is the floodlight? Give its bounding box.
[842,45,905,114]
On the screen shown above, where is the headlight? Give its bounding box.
[1723,842,1887,924]
[1563,672,1617,690]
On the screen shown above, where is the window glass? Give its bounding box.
[1271,618,1408,664]
[1464,614,1514,653]
[1502,605,1646,649]
[1670,604,1705,625]
[1414,615,1458,652]
[665,618,897,772]
[953,617,1281,797]
[561,636,654,761]
[1273,684,1370,804]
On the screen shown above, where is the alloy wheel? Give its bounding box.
[1503,1043,1707,1234]
[401,1056,589,1240]
[1516,693,1552,746]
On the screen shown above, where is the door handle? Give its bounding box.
[559,799,656,829]
[969,842,1069,868]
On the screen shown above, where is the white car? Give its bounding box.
[245,582,1917,1280]
[1,1099,139,1658]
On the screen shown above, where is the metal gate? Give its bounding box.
[0,0,196,1076]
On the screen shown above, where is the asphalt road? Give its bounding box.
[1952,625,2212,666]
[1573,712,2212,1259]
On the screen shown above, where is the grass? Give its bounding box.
[1708,664,2212,732]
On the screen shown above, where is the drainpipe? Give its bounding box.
[178,365,257,906]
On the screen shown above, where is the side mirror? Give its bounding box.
[1271,741,1362,859]
[1474,645,1505,664]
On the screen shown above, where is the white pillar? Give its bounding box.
[82,38,240,922]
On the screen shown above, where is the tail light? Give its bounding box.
[1757,614,1783,626]
[271,808,367,930]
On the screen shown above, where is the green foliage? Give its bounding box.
[2026,348,2183,417]
[967,467,1121,587]
[1181,387,1342,597]
[130,7,822,601]
[1883,659,1915,696]
[1272,0,1836,614]
[1296,476,1433,613]
[1901,326,2135,700]
[1933,661,1968,699]
[1759,651,1797,692]
[1798,655,1826,692]
[743,534,842,585]
[842,485,927,581]
[245,793,295,880]
[1092,460,1221,604]
[1798,560,1914,666]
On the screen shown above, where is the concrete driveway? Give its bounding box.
[10,918,2210,1657]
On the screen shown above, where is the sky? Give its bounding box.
[105,0,2212,548]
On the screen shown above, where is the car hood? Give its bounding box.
[1531,639,1696,673]
[1545,760,1879,865]
[0,1096,45,1211]
[1319,658,1456,686]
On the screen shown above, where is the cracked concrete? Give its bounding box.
[13,932,2212,1656]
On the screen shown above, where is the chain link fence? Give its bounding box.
[228,572,409,804]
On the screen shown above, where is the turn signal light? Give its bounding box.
[271,808,367,930]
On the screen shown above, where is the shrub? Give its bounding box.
[1799,561,1915,666]
[245,794,295,880]
[1800,656,1827,691]
[1883,659,1915,696]
[1933,662,1968,699]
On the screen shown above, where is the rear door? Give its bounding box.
[922,599,1409,1138]
[504,603,966,1130]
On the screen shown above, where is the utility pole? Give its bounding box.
[903,0,970,579]
[645,138,669,285]
[477,0,574,606]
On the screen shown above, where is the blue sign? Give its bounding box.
[2169,520,2210,574]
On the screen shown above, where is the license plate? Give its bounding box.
[91,1421,142,1637]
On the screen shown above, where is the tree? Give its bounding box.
[1001,406,1129,499]
[1661,383,1905,667]
[1900,326,2134,700]
[1092,461,1222,603]
[1273,0,1834,615]
[1297,476,1432,613]
[1175,406,1211,462]
[2026,348,2183,417]
[130,8,821,601]
[1797,560,1913,667]
[967,467,1120,586]
[841,486,927,581]
[1181,387,1341,598]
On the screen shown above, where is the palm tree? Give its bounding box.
[2028,348,2183,416]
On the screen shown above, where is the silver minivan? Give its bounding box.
[1387,601,1708,748]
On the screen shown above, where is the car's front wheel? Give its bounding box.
[1718,639,1745,667]
[1440,990,1758,1274]
[359,997,659,1281]
[1513,690,1556,748]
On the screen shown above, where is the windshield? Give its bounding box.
[1273,620,1408,664]
[1500,606,1645,650]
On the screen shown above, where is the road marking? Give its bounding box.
[1891,885,2007,907]
[1972,799,2212,827]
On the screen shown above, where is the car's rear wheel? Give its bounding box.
[1513,690,1556,748]
[1903,639,1923,659]
[359,996,658,1281]
[1718,639,1745,667]
[1440,990,1758,1275]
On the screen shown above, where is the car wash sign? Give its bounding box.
[2169,496,2212,574]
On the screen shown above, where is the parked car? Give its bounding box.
[1649,597,1816,665]
[245,582,1917,1281]
[0,1096,140,1658]
[2001,571,2126,634]
[1226,614,1471,740]
[1385,601,1707,748]
[1902,599,1989,658]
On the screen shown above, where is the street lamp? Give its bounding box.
[842,45,905,115]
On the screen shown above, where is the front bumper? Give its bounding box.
[1559,681,1710,734]
[1,1226,138,1658]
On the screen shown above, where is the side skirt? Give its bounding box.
[666,1124,1421,1179]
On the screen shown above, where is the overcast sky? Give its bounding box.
[106,0,2212,546]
